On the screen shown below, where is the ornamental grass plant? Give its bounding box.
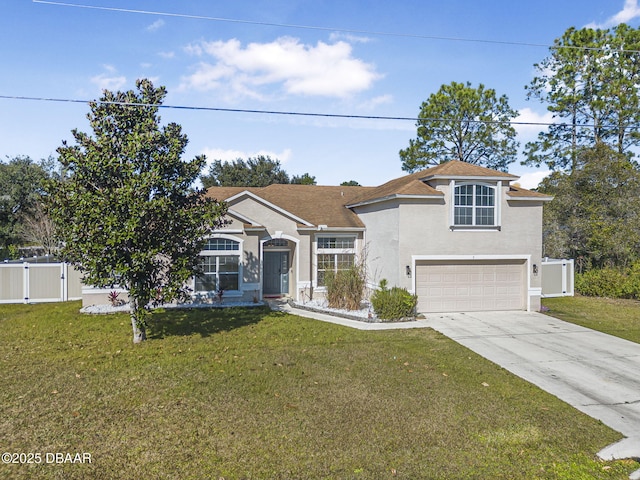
[323,263,366,311]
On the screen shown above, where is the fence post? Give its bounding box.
[23,262,29,304]
[61,263,67,302]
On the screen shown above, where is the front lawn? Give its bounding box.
[543,296,640,344]
[0,302,636,479]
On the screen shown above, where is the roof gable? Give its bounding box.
[347,160,518,206]
[205,184,370,228]
[417,160,518,180]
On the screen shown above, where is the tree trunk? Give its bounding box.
[129,298,147,344]
[131,315,147,343]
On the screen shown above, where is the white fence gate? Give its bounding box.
[541,258,574,297]
[0,263,83,304]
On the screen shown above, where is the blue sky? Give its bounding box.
[2,0,640,188]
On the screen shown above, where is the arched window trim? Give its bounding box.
[451,181,500,229]
[194,234,243,294]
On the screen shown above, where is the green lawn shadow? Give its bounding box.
[148,305,272,339]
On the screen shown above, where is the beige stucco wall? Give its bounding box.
[81,181,545,309]
[222,197,320,300]
[353,201,400,289]
[354,181,545,311]
[227,195,366,302]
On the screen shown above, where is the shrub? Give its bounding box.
[370,280,417,320]
[107,290,125,306]
[575,267,628,299]
[622,262,640,299]
[324,263,366,310]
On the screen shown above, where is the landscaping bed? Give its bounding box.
[290,299,416,323]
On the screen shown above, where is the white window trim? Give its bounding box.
[194,234,243,294]
[314,234,358,289]
[450,180,501,231]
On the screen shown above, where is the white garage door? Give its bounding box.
[415,260,526,313]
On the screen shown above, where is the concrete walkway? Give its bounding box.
[280,303,640,477]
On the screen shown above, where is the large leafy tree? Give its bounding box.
[202,156,289,187]
[0,155,53,256]
[201,155,316,187]
[399,81,519,172]
[538,143,640,269]
[290,173,317,185]
[45,79,227,343]
[525,24,640,172]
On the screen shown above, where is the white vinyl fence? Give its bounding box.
[541,258,574,298]
[0,262,83,304]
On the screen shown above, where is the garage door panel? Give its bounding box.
[482,285,496,296]
[469,272,483,282]
[469,285,483,296]
[416,260,525,313]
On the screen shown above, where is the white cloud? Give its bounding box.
[514,107,554,141]
[158,51,175,59]
[516,170,551,190]
[90,69,127,91]
[329,32,372,44]
[180,37,381,99]
[201,147,293,164]
[358,94,393,110]
[586,0,640,28]
[146,19,165,32]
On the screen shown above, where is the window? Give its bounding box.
[454,184,495,226]
[318,237,355,249]
[195,238,240,291]
[203,238,239,251]
[316,236,356,286]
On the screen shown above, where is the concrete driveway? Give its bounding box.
[425,310,640,476]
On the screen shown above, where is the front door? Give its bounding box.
[263,251,289,296]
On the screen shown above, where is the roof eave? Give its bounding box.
[420,174,519,182]
[506,195,554,202]
[347,193,444,208]
[296,226,367,232]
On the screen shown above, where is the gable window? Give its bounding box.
[195,238,240,292]
[316,236,355,286]
[454,184,496,227]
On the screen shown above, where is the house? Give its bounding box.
[195,160,553,313]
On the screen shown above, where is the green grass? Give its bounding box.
[543,296,640,344]
[0,302,637,479]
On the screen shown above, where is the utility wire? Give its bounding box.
[0,94,633,130]
[32,0,640,54]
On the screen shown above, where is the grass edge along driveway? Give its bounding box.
[0,301,637,479]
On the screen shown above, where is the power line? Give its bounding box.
[31,0,640,54]
[0,93,632,130]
